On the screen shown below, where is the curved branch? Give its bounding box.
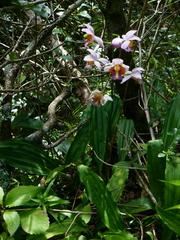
[26,91,71,143]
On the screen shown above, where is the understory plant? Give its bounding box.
[0,0,180,239]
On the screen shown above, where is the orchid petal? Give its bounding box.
[112,58,124,65]
[98,58,109,64]
[83,24,94,34]
[121,74,132,84]
[121,40,131,49]
[122,30,137,39]
[132,72,142,79]
[83,55,97,61]
[94,36,104,47]
[101,95,113,105]
[112,37,123,48]
[94,61,102,70]
[104,64,113,72]
[132,67,145,72]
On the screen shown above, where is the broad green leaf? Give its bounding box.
[166,204,180,211]
[157,205,180,236]
[107,163,129,202]
[101,230,138,240]
[45,195,70,206]
[45,220,88,239]
[66,121,90,164]
[77,10,91,19]
[159,179,180,186]
[120,198,153,214]
[146,231,155,240]
[106,96,122,140]
[5,186,42,207]
[164,157,180,209]
[147,140,166,205]
[20,209,49,234]
[63,236,87,240]
[0,139,57,175]
[116,119,134,161]
[26,235,46,240]
[78,165,124,230]
[12,111,43,130]
[3,210,20,236]
[78,204,92,224]
[0,187,4,205]
[45,165,69,184]
[162,94,180,150]
[90,105,109,171]
[8,52,18,60]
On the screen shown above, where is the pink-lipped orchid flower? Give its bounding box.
[120,67,145,84]
[88,89,113,107]
[112,30,141,52]
[83,49,109,70]
[82,24,104,47]
[104,58,130,81]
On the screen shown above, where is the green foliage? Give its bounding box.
[5,186,42,207]
[162,94,180,150]
[1,0,180,239]
[0,139,58,175]
[147,140,166,205]
[19,209,49,234]
[78,165,124,230]
[116,119,134,161]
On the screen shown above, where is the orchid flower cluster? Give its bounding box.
[82,23,144,106]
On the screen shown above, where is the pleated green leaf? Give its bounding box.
[65,121,90,164]
[147,140,166,205]
[116,119,134,161]
[90,106,109,171]
[78,165,124,230]
[157,205,180,236]
[0,139,57,175]
[107,163,129,202]
[120,198,153,214]
[164,157,180,209]
[106,96,122,140]
[162,94,180,150]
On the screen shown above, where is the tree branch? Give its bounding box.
[26,91,71,143]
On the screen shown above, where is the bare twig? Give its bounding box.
[93,151,146,171]
[41,119,89,149]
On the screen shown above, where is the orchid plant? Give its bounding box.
[81,24,144,106]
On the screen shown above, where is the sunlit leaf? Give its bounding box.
[0,187,4,205]
[3,210,20,236]
[78,165,124,230]
[107,163,129,202]
[20,209,49,234]
[101,230,138,240]
[162,94,180,150]
[157,205,180,236]
[5,186,42,207]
